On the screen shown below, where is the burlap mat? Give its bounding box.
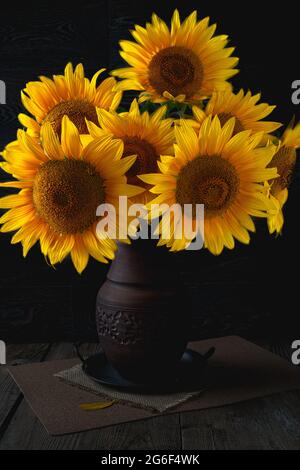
[8,336,300,435]
[55,363,204,412]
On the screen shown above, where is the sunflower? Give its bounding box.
[19,63,122,138]
[139,116,278,254]
[112,10,238,104]
[0,116,142,273]
[192,89,282,136]
[266,122,300,234]
[86,99,174,203]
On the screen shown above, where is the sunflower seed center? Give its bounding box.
[268,146,296,195]
[33,159,105,234]
[218,112,245,134]
[176,155,239,218]
[43,99,98,135]
[148,46,203,98]
[123,137,158,186]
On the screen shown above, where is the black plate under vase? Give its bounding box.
[82,347,215,394]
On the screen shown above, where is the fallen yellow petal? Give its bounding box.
[79,400,116,411]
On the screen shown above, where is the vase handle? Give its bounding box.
[73,342,85,363]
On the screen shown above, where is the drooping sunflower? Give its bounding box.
[0,116,142,273]
[19,63,122,138]
[86,99,174,203]
[112,10,239,104]
[266,122,300,235]
[139,117,278,254]
[192,89,282,136]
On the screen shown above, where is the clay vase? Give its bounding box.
[96,238,189,382]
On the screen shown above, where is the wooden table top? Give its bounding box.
[0,340,299,450]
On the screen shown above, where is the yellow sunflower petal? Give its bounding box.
[71,236,89,274]
[40,123,64,159]
[61,115,82,158]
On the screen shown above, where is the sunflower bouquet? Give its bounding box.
[1,9,299,272]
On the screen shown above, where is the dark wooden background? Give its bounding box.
[0,0,299,343]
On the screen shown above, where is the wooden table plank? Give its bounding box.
[179,390,300,450]
[0,343,182,450]
[0,342,76,450]
[0,344,50,439]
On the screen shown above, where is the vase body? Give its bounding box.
[96,239,189,382]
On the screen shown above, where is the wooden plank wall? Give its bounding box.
[0,0,299,342]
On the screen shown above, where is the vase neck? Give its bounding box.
[107,240,180,286]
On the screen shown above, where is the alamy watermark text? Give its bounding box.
[0,340,6,365]
[0,80,6,104]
